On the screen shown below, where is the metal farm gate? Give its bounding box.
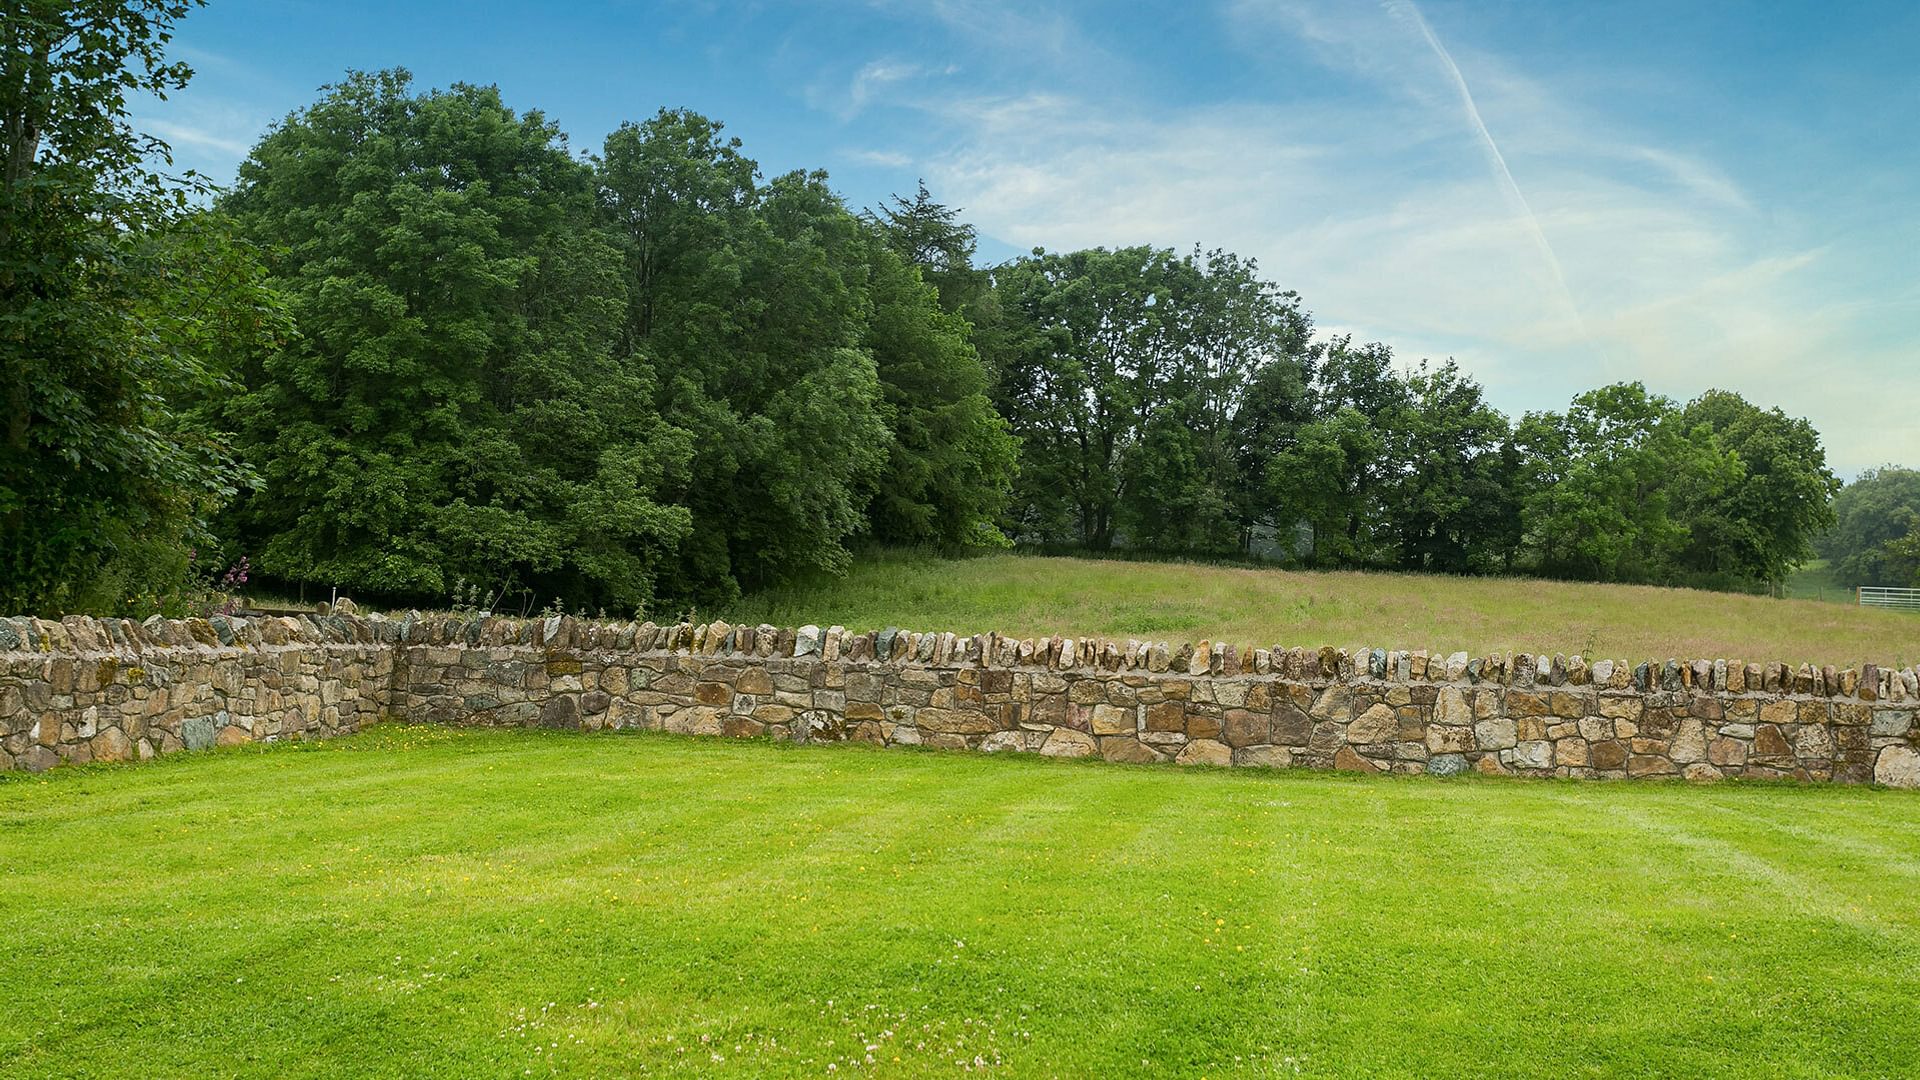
[1858,586,1920,611]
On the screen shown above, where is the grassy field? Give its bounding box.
[5,728,1920,1077]
[1783,557,1851,605]
[720,550,1918,668]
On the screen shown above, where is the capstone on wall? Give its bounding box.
[5,612,1920,788]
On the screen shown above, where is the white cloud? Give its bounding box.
[144,118,254,158]
[1621,146,1753,214]
[909,0,1109,67]
[131,89,275,181]
[846,147,915,168]
[845,60,921,117]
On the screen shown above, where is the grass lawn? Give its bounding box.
[5,728,1920,1077]
[720,550,1920,668]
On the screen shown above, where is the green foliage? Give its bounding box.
[1820,466,1920,587]
[116,549,251,619]
[1269,405,1388,564]
[1270,338,1406,564]
[1504,384,1837,587]
[0,0,279,614]
[1514,383,1730,582]
[595,112,891,604]
[1261,345,1520,573]
[1384,361,1519,573]
[1673,389,1838,584]
[1882,509,1920,587]
[1121,400,1242,553]
[983,242,1837,591]
[983,252,1526,575]
[4,10,1853,609]
[196,93,1017,612]
[871,180,989,318]
[989,246,1313,553]
[218,70,690,612]
[860,230,1017,547]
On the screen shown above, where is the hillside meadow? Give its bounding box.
[719,550,1918,669]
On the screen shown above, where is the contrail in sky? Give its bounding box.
[1389,0,1597,351]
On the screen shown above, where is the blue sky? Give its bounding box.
[139,0,1919,476]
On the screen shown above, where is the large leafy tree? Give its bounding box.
[1385,361,1520,574]
[1269,338,1406,565]
[1125,249,1313,554]
[871,180,988,319]
[1,0,278,613]
[219,70,690,611]
[1120,399,1240,553]
[1672,389,1836,585]
[862,182,1016,546]
[984,248,1146,546]
[989,245,1311,552]
[596,111,888,604]
[1880,509,1920,587]
[1268,405,1387,565]
[860,230,1017,546]
[1514,382,1738,583]
[990,246,1180,548]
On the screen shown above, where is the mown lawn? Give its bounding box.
[720,550,1919,668]
[4,728,1920,1077]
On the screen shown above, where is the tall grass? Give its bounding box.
[719,548,1918,668]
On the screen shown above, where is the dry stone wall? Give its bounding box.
[0,613,390,772]
[6,612,1920,788]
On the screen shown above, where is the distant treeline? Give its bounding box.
[1820,468,1920,588]
[3,6,1903,617]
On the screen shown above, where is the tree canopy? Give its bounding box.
[2,9,1859,615]
[597,111,1013,603]
[988,245,1313,553]
[216,71,692,612]
[1,0,287,614]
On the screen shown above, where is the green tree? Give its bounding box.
[1386,361,1519,573]
[1880,508,1920,587]
[860,229,1017,546]
[1269,337,1406,565]
[1119,399,1240,553]
[1129,249,1313,554]
[987,247,1175,547]
[864,183,1018,545]
[596,111,888,603]
[1267,406,1386,565]
[1227,352,1317,545]
[1819,466,1920,587]
[989,245,1312,552]
[871,180,987,318]
[219,70,690,611]
[1,0,284,613]
[1671,389,1836,585]
[1514,382,1737,582]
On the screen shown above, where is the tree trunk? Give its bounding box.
[3,36,50,458]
